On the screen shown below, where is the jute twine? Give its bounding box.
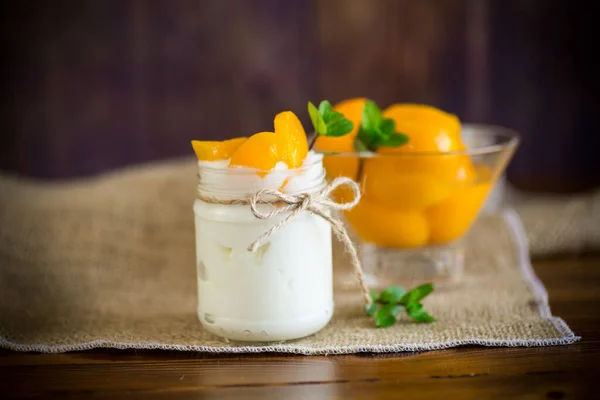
[197,176,373,307]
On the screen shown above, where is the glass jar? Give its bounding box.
[193,156,333,342]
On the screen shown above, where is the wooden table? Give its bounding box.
[1,255,598,399]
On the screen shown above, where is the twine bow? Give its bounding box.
[198,177,372,307]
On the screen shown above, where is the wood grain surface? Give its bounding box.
[1,254,598,399]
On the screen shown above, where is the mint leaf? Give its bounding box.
[325,112,354,136]
[376,313,395,328]
[318,100,333,117]
[362,100,382,132]
[375,304,402,328]
[308,101,327,135]
[406,303,436,322]
[366,283,435,327]
[370,290,379,303]
[379,118,396,136]
[307,100,354,149]
[354,137,370,153]
[379,285,406,304]
[382,304,403,317]
[356,127,378,151]
[366,290,379,316]
[365,303,377,316]
[355,99,409,152]
[378,132,410,147]
[400,283,434,305]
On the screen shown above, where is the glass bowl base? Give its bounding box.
[359,241,465,289]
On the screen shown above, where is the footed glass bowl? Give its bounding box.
[321,124,519,288]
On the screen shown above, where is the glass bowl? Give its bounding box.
[320,123,519,288]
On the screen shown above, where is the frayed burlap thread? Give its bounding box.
[0,158,582,354]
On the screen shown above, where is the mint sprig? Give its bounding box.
[355,100,409,152]
[366,284,435,328]
[307,100,354,149]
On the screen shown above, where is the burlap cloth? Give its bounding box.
[1,158,593,354]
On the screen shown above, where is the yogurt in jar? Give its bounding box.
[194,152,334,341]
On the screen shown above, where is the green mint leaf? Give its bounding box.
[357,131,377,151]
[370,290,379,303]
[309,100,353,139]
[379,118,396,136]
[377,132,410,148]
[356,99,409,152]
[406,303,436,322]
[368,283,435,327]
[379,285,406,304]
[400,283,434,305]
[382,304,403,317]
[361,100,382,133]
[354,137,370,153]
[326,110,349,123]
[322,109,353,137]
[308,101,327,135]
[376,313,395,328]
[365,303,378,316]
[375,304,402,328]
[326,117,353,137]
[318,100,333,117]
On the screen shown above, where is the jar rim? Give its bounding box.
[196,152,324,175]
[196,153,326,198]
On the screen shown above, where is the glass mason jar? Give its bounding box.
[193,156,333,342]
[322,124,519,289]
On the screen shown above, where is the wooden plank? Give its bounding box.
[1,367,594,399]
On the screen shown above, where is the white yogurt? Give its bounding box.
[194,152,333,341]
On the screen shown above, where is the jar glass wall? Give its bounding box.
[193,157,333,341]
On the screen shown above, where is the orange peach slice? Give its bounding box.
[426,182,492,244]
[362,159,452,209]
[229,131,283,172]
[344,197,429,248]
[191,137,247,161]
[379,104,476,187]
[382,104,462,152]
[229,111,309,173]
[274,111,308,169]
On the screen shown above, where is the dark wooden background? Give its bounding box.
[1,0,598,191]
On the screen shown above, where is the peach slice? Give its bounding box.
[426,182,492,244]
[229,131,283,172]
[382,104,462,152]
[362,158,453,209]
[344,197,429,248]
[191,137,247,161]
[228,111,309,173]
[274,111,308,169]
